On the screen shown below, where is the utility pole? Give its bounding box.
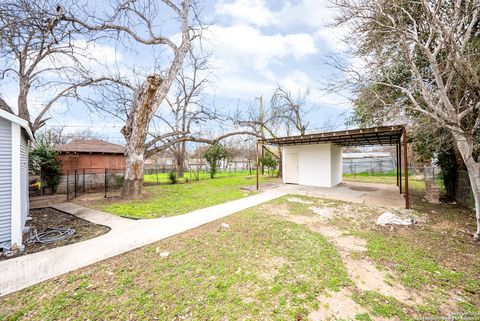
[257,95,265,175]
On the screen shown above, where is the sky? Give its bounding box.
[1,0,353,144]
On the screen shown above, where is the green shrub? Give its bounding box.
[168,171,177,184]
[260,152,278,176]
[29,137,62,192]
[204,144,229,179]
[115,175,125,187]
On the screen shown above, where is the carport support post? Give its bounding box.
[399,140,402,194]
[403,129,410,209]
[396,144,399,187]
[261,145,265,175]
[256,142,260,191]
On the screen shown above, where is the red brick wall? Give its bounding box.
[58,153,126,174]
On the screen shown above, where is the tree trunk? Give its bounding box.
[175,141,186,178]
[121,146,145,199]
[121,75,163,199]
[18,78,30,122]
[453,131,480,240]
[176,154,185,178]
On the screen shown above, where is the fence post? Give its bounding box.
[74,170,77,198]
[104,169,108,198]
[66,171,69,201]
[156,166,159,184]
[83,169,86,194]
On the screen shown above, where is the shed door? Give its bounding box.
[285,153,299,184]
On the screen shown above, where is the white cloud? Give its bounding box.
[207,25,316,73]
[277,0,335,28]
[215,0,277,26]
[72,39,123,68]
[279,70,312,93]
[215,0,347,53]
[203,24,317,99]
[210,74,274,100]
[215,0,337,29]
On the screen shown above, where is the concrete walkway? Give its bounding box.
[0,187,290,297]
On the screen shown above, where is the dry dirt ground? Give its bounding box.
[262,195,480,321]
[0,207,110,260]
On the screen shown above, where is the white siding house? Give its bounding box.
[282,143,343,188]
[0,108,34,251]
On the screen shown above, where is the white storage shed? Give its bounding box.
[258,126,411,208]
[0,106,34,251]
[282,143,343,187]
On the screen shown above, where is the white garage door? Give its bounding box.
[285,153,299,184]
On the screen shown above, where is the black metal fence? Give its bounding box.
[63,169,125,201]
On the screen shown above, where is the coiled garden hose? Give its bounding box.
[28,227,76,244]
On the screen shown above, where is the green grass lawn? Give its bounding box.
[343,170,408,185]
[0,203,350,321]
[343,170,442,192]
[143,169,260,184]
[81,175,278,219]
[2,190,479,320]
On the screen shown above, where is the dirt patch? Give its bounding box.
[262,203,320,225]
[259,256,287,280]
[308,288,368,320]
[344,256,420,304]
[0,207,110,260]
[310,224,367,252]
[265,200,425,314]
[287,197,314,204]
[308,207,334,219]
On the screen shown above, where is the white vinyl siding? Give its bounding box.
[0,117,12,243]
[20,132,29,228]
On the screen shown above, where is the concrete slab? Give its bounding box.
[284,181,405,208]
[0,188,287,297]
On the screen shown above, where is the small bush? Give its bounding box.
[168,171,177,184]
[115,175,125,187]
[29,137,62,192]
[260,152,278,177]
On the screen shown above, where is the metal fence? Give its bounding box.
[60,166,255,201]
[143,166,256,185]
[63,169,125,201]
[343,157,396,175]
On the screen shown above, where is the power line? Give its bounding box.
[44,124,124,128]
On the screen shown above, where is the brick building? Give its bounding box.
[56,139,126,174]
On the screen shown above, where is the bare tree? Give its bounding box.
[58,0,201,198]
[36,126,105,146]
[334,0,480,240]
[0,0,111,132]
[237,86,311,176]
[271,87,311,136]
[155,50,213,178]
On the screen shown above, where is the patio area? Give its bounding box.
[280,181,406,208]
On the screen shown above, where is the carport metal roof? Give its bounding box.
[258,125,405,147]
[255,125,410,209]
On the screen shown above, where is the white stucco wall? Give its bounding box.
[282,143,342,187]
[330,144,343,186]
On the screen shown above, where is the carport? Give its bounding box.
[256,125,410,209]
